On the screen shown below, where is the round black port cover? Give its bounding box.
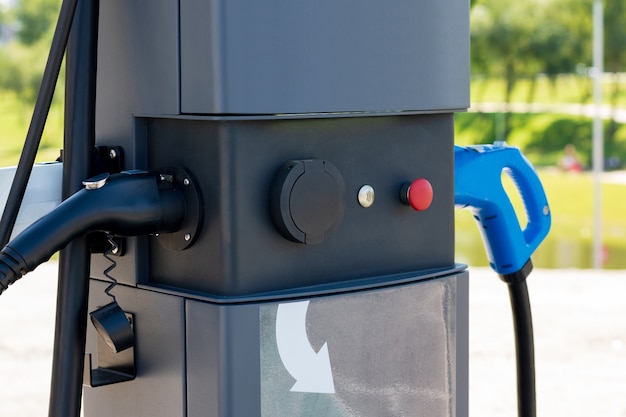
[270,159,345,244]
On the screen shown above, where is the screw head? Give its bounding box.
[358,185,375,208]
[183,178,190,186]
[184,233,191,241]
[109,149,117,159]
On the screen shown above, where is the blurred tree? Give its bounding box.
[469,0,611,142]
[0,32,52,102]
[0,0,60,103]
[0,47,24,94]
[0,1,11,43]
[604,0,626,75]
[604,0,626,150]
[470,0,542,135]
[531,0,592,98]
[471,0,593,101]
[14,0,60,46]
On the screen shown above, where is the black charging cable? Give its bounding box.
[499,259,536,417]
[0,171,187,294]
[0,0,79,248]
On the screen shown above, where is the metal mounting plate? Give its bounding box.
[155,167,203,251]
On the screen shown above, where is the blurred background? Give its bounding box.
[2,0,626,269]
[0,0,625,415]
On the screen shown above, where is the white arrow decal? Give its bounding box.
[275,300,335,394]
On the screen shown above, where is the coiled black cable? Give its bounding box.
[0,0,79,248]
[102,234,120,301]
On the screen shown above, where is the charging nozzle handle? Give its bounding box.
[0,170,187,295]
[454,144,551,276]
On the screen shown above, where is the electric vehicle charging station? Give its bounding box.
[83,1,470,415]
[0,0,551,416]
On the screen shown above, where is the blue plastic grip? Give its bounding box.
[454,144,551,275]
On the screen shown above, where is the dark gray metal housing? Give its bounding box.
[84,0,471,415]
[138,114,454,296]
[180,0,470,114]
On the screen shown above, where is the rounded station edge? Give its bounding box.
[137,264,469,305]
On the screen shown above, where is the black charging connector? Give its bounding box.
[0,170,197,295]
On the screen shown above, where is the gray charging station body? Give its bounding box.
[84,0,470,415]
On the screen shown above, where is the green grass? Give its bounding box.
[455,111,626,169]
[0,92,64,166]
[471,74,626,107]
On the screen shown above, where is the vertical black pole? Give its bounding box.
[48,0,99,416]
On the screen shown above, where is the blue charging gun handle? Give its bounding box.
[454,144,551,281]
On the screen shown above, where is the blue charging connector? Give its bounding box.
[455,142,551,417]
[454,142,551,278]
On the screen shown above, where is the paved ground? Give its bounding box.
[469,267,626,417]
[0,262,57,417]
[1,262,625,416]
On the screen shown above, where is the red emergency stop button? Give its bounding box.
[400,178,433,211]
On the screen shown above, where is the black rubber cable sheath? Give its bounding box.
[0,172,186,293]
[507,279,537,417]
[0,0,79,248]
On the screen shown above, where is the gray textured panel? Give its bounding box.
[181,0,470,114]
[182,271,466,416]
[185,299,221,417]
[186,301,261,417]
[260,273,466,416]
